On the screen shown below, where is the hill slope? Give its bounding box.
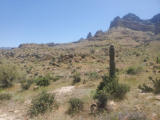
[0,13,160,120]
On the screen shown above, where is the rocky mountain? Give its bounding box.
[110,13,160,34]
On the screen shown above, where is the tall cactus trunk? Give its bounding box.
[109,45,116,78]
[157,57,159,64]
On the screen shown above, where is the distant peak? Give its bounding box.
[110,13,160,34]
[113,16,121,21]
[123,13,140,21]
[151,13,160,24]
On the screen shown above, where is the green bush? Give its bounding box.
[127,66,143,75]
[72,73,81,84]
[93,91,107,110]
[35,76,50,87]
[28,91,55,117]
[0,64,19,88]
[97,75,129,100]
[0,93,11,101]
[68,98,83,114]
[112,83,130,99]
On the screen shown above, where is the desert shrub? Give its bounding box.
[21,79,33,90]
[138,84,153,93]
[0,93,11,100]
[97,75,129,100]
[42,74,62,82]
[28,91,55,117]
[93,91,108,110]
[35,76,50,87]
[112,83,130,99]
[0,64,19,88]
[152,78,160,94]
[139,78,160,94]
[88,72,100,80]
[68,98,83,114]
[72,73,81,84]
[127,66,143,75]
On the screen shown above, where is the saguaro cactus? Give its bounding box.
[109,45,116,78]
[157,57,160,64]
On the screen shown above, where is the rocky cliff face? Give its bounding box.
[110,13,160,34]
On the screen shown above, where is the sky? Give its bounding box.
[0,0,160,47]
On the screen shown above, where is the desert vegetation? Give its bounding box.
[28,91,55,117]
[0,13,160,120]
[94,45,129,112]
[67,98,84,115]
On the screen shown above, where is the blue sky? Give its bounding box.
[0,0,159,47]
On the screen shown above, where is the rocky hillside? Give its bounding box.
[0,13,160,120]
[110,13,160,34]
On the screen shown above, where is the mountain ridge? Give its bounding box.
[110,13,160,34]
[14,13,160,49]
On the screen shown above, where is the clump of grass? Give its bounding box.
[28,91,55,117]
[88,72,100,81]
[0,93,11,101]
[67,98,84,115]
[127,66,143,75]
[112,83,130,100]
[35,75,50,87]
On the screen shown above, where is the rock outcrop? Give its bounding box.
[110,13,160,34]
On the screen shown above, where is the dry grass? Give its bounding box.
[0,28,160,120]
